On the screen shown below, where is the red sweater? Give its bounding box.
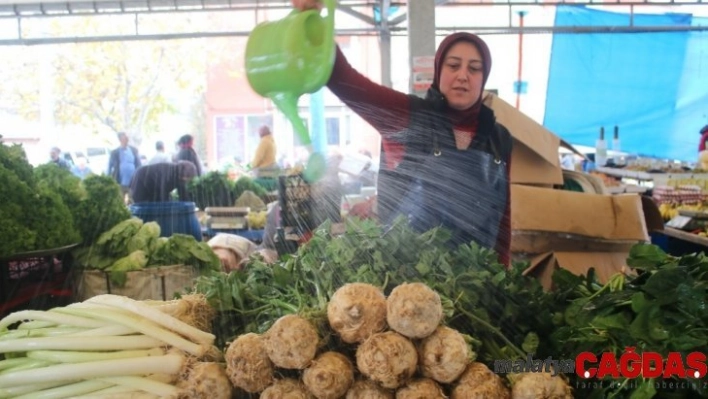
[700,131,708,152]
[326,47,512,267]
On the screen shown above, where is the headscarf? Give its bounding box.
[430,32,493,127]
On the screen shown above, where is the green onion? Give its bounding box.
[0,359,53,374]
[86,294,215,345]
[0,335,164,353]
[98,376,178,396]
[13,380,113,399]
[26,348,166,364]
[0,357,36,371]
[67,325,137,337]
[0,380,76,398]
[55,307,205,357]
[16,321,56,330]
[0,327,85,340]
[0,353,184,388]
[0,311,106,331]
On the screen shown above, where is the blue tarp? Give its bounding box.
[544,6,707,161]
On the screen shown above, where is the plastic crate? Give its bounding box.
[278,174,315,234]
[0,244,78,317]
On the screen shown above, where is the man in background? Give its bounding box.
[148,141,171,165]
[108,132,141,202]
[250,126,277,177]
[49,147,71,170]
[71,156,94,180]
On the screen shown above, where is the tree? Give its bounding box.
[52,41,207,145]
[0,10,252,148]
[0,46,41,119]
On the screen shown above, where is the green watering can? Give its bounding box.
[245,0,337,182]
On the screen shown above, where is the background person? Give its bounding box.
[250,125,278,177]
[108,132,141,201]
[176,134,203,176]
[148,140,172,165]
[129,160,198,203]
[49,147,71,170]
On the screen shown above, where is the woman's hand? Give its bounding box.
[292,0,321,10]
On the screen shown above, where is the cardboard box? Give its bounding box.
[511,184,650,242]
[522,252,631,291]
[482,92,564,186]
[512,232,641,255]
[74,264,197,301]
[510,185,665,290]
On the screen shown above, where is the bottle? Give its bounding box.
[595,127,608,168]
[612,125,625,166]
[612,125,621,152]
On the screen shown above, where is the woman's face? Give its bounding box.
[438,41,485,111]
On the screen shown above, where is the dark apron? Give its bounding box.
[378,102,509,250]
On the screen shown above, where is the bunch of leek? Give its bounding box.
[0,294,232,399]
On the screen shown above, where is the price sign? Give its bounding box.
[666,215,693,230]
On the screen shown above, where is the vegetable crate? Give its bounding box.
[73,264,198,302]
[278,174,316,235]
[0,248,76,317]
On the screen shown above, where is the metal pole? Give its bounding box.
[515,11,526,109]
[379,0,393,87]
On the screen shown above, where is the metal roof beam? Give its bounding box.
[337,4,376,25]
[3,22,707,46]
[388,0,448,26]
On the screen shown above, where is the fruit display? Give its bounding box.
[247,210,268,229]
[622,162,697,174]
[589,171,621,187]
[658,202,706,221]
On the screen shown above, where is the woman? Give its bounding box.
[292,1,513,266]
[130,161,198,203]
[698,125,708,152]
[176,134,203,176]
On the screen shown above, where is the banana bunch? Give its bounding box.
[247,210,268,229]
[659,203,679,221]
[659,203,707,222]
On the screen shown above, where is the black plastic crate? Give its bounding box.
[278,174,316,234]
[0,245,77,317]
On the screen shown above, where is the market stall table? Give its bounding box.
[653,227,708,256]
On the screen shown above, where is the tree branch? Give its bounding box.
[135,47,166,133]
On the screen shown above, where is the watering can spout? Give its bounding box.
[271,93,327,182]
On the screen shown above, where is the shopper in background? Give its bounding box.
[207,233,258,272]
[70,156,94,180]
[698,125,708,152]
[176,134,203,176]
[250,125,278,177]
[293,0,513,266]
[49,147,71,170]
[108,132,141,201]
[130,161,198,203]
[148,140,171,165]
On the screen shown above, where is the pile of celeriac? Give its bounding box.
[225,282,520,398]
